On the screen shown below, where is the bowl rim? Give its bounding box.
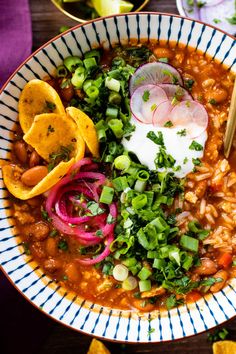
[50,0,151,23]
[1,11,236,343]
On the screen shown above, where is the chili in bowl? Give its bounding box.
[0,13,236,343]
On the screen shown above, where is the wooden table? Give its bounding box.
[2,1,236,353]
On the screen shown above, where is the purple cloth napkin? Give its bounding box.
[0,0,32,88]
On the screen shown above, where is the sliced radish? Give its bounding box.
[152,100,173,126]
[130,84,168,124]
[199,0,236,36]
[129,62,183,95]
[158,84,193,102]
[169,100,208,138]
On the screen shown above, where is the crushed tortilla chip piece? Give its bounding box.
[66,106,99,158]
[19,79,65,133]
[87,338,110,354]
[213,340,236,354]
[2,159,74,200]
[23,113,85,162]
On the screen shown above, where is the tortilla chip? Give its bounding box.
[19,79,65,133]
[23,113,85,162]
[87,339,110,354]
[66,106,99,158]
[213,340,236,354]
[2,159,74,200]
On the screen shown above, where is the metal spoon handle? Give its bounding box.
[224,78,236,159]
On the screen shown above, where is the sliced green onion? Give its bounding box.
[169,247,181,266]
[144,191,154,207]
[147,251,159,259]
[122,258,137,267]
[108,119,123,139]
[63,56,83,73]
[112,56,126,68]
[113,264,129,281]
[112,176,129,192]
[122,276,138,291]
[83,79,93,91]
[138,267,152,280]
[134,179,146,193]
[85,85,99,99]
[153,258,166,270]
[84,49,101,62]
[99,186,114,204]
[150,216,169,232]
[104,155,113,163]
[180,235,199,252]
[106,106,119,119]
[137,170,150,181]
[83,57,97,70]
[108,91,122,105]
[132,194,147,209]
[139,279,151,292]
[105,77,121,92]
[114,155,131,170]
[129,263,142,276]
[71,66,86,88]
[56,65,68,78]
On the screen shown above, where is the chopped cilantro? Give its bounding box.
[47,125,55,136]
[183,157,188,164]
[226,15,236,25]
[171,96,179,105]
[209,98,217,105]
[41,208,51,222]
[184,79,195,90]
[49,229,58,238]
[166,294,184,309]
[162,69,179,84]
[147,328,155,335]
[189,141,203,151]
[48,145,74,172]
[151,103,157,111]
[207,328,229,343]
[155,147,176,168]
[147,131,164,146]
[58,240,68,251]
[200,277,223,287]
[96,230,104,237]
[192,158,201,166]
[164,121,173,128]
[177,129,187,137]
[142,90,150,102]
[45,101,56,111]
[22,242,31,255]
[213,18,221,24]
[197,1,206,7]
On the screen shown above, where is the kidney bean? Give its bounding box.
[14,140,28,164]
[30,242,46,259]
[44,258,62,273]
[29,151,40,168]
[21,166,48,186]
[210,270,228,293]
[23,221,50,241]
[64,262,80,283]
[194,258,218,275]
[45,237,58,257]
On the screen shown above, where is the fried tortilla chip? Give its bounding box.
[23,113,85,162]
[87,339,110,354]
[2,160,74,200]
[213,340,236,354]
[19,79,65,133]
[2,113,86,200]
[66,106,99,158]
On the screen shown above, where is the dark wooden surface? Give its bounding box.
[2,1,236,353]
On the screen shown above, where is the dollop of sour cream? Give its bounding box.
[122,117,207,178]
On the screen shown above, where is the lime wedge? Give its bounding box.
[91,0,134,17]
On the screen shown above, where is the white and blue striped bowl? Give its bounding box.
[0,13,236,343]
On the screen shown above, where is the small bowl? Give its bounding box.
[51,0,150,23]
[0,13,236,343]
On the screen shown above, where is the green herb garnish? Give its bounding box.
[189,141,203,151]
